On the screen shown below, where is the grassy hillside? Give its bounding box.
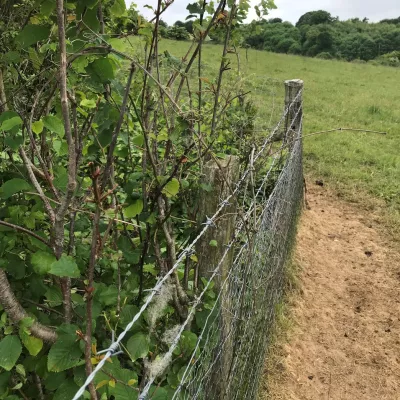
[160,39,400,233]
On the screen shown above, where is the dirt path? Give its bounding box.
[263,183,400,400]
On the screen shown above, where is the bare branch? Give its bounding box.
[0,220,51,247]
[0,270,57,343]
[19,147,55,223]
[101,63,135,189]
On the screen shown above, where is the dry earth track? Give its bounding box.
[262,182,400,400]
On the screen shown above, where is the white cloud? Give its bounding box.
[125,0,400,25]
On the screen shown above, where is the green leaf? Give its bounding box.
[138,27,153,39]
[49,255,80,278]
[108,38,127,52]
[117,236,140,264]
[119,305,139,330]
[0,179,31,199]
[48,335,82,372]
[19,317,34,329]
[53,379,79,400]
[81,0,99,8]
[82,7,100,31]
[3,51,20,63]
[43,115,65,137]
[45,286,63,307]
[186,2,203,14]
[132,134,144,147]
[31,251,56,275]
[20,332,43,356]
[0,371,10,396]
[126,333,150,362]
[53,166,68,191]
[53,140,68,156]
[87,58,115,83]
[97,286,119,306]
[0,116,23,131]
[15,364,26,377]
[28,48,42,70]
[4,135,23,151]
[124,199,143,219]
[41,0,56,17]
[149,386,168,400]
[97,129,112,147]
[173,331,197,357]
[195,309,212,329]
[0,111,18,125]
[44,372,66,391]
[80,98,97,108]
[209,240,218,247]
[143,264,157,276]
[0,336,22,371]
[156,131,168,142]
[109,382,139,400]
[110,0,126,16]
[162,178,180,197]
[32,120,44,134]
[16,25,51,48]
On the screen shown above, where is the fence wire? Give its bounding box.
[73,83,304,400]
[170,118,303,400]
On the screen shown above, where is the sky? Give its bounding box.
[125,0,400,25]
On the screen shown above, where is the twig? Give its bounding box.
[101,63,136,189]
[23,298,64,318]
[34,373,45,400]
[211,2,235,135]
[0,220,51,248]
[19,147,55,223]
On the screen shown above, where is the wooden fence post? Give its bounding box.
[196,155,240,399]
[284,79,304,148]
[196,155,240,288]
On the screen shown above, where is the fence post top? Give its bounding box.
[285,79,304,87]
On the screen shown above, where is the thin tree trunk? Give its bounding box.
[0,68,8,112]
[55,0,77,322]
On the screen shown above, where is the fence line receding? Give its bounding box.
[73,79,305,400]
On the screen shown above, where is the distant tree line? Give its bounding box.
[107,8,400,67]
[168,10,400,66]
[238,10,400,65]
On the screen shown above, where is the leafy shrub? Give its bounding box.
[165,26,190,40]
[316,52,333,59]
[374,51,400,67]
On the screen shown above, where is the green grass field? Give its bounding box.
[159,39,400,234]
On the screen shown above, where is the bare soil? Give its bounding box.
[262,182,400,400]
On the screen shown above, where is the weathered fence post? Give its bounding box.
[196,155,240,287]
[284,79,304,148]
[196,155,240,399]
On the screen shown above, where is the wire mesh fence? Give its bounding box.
[170,111,304,400]
[73,80,304,400]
